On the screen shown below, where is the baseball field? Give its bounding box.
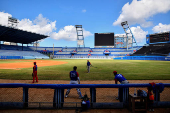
[0,59,170,113]
[0,59,170,80]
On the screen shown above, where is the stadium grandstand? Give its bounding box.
[0,22,142,60]
[115,31,170,61]
[0,24,49,59]
[1,20,169,61]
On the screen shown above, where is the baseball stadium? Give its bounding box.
[1,1,170,113]
[0,21,170,112]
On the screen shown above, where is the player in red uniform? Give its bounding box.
[65,66,82,98]
[32,62,38,83]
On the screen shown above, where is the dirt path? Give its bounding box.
[0,79,169,84]
[0,60,67,69]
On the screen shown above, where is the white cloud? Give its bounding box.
[0,11,12,26]
[113,0,170,27]
[82,9,86,13]
[152,23,170,33]
[50,25,93,41]
[130,26,148,43]
[115,26,148,43]
[18,14,56,35]
[0,12,92,42]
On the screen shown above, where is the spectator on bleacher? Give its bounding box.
[32,62,38,83]
[89,50,93,52]
[87,54,91,56]
[87,60,92,73]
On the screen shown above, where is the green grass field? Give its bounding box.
[0,59,170,80]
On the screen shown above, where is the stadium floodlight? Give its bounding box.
[75,25,85,48]
[121,21,138,50]
[8,16,19,28]
[121,21,128,27]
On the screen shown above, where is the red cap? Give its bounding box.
[34,62,36,64]
[113,71,117,73]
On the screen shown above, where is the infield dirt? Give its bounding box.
[0,60,68,69]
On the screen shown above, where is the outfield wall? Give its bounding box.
[114,56,170,61]
[0,83,169,109]
[0,56,23,59]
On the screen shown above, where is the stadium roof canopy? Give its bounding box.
[0,25,48,44]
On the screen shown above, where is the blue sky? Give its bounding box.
[0,0,170,47]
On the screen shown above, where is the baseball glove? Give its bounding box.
[32,73,34,77]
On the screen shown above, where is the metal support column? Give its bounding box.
[36,41,37,52]
[53,89,57,108]
[23,87,28,107]
[90,88,96,108]
[123,88,129,104]
[56,89,64,109]
[154,88,160,102]
[22,43,23,51]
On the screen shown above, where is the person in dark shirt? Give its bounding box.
[113,71,129,84]
[65,66,82,98]
[87,60,92,73]
[113,71,129,100]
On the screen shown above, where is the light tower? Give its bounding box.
[8,16,18,28]
[75,25,85,48]
[121,21,138,50]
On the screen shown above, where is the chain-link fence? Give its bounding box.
[96,88,119,102]
[0,88,23,102]
[28,88,54,108]
[160,87,170,101]
[0,84,170,109]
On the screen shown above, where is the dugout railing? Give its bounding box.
[0,83,170,109]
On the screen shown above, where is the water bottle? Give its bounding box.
[134,88,136,96]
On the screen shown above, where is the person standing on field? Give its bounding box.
[65,66,82,98]
[32,62,38,83]
[87,60,92,73]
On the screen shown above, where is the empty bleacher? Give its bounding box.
[77,48,90,52]
[62,48,76,52]
[55,52,71,54]
[76,52,89,54]
[29,47,62,51]
[0,50,49,59]
[1,44,32,51]
[132,44,170,56]
[91,49,105,52]
[0,44,142,59]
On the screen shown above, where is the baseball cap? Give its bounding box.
[34,62,36,64]
[113,71,117,73]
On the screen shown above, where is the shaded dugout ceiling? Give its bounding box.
[0,25,48,44]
